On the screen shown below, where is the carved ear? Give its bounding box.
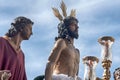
[19,28,23,32]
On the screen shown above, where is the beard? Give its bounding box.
[20,30,30,40]
[68,29,79,39]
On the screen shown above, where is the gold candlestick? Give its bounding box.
[102,60,112,80]
[83,56,99,80]
[98,36,115,80]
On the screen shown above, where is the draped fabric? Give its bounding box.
[35,74,81,80]
[0,37,27,80]
[52,74,81,80]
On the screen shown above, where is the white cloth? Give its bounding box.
[53,74,75,80]
[44,74,81,80]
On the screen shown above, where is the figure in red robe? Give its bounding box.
[0,16,34,80]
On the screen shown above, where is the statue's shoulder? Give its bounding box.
[0,36,7,43]
[55,38,67,47]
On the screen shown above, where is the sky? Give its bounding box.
[0,0,120,80]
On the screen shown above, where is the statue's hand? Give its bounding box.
[0,70,11,80]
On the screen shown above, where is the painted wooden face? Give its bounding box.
[114,68,120,80]
[21,24,33,40]
[68,20,79,39]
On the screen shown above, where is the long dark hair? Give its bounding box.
[5,16,34,37]
[55,16,78,42]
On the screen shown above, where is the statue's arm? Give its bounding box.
[45,39,66,80]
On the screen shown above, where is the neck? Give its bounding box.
[4,33,23,50]
[69,37,74,44]
[11,35,22,49]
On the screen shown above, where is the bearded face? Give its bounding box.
[68,21,79,39]
[68,28,78,39]
[20,24,33,40]
[20,30,29,40]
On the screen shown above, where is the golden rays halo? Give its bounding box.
[52,1,76,21]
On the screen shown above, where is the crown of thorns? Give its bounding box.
[52,1,76,21]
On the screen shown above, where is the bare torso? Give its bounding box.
[53,39,80,77]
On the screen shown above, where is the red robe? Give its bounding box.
[0,37,27,80]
